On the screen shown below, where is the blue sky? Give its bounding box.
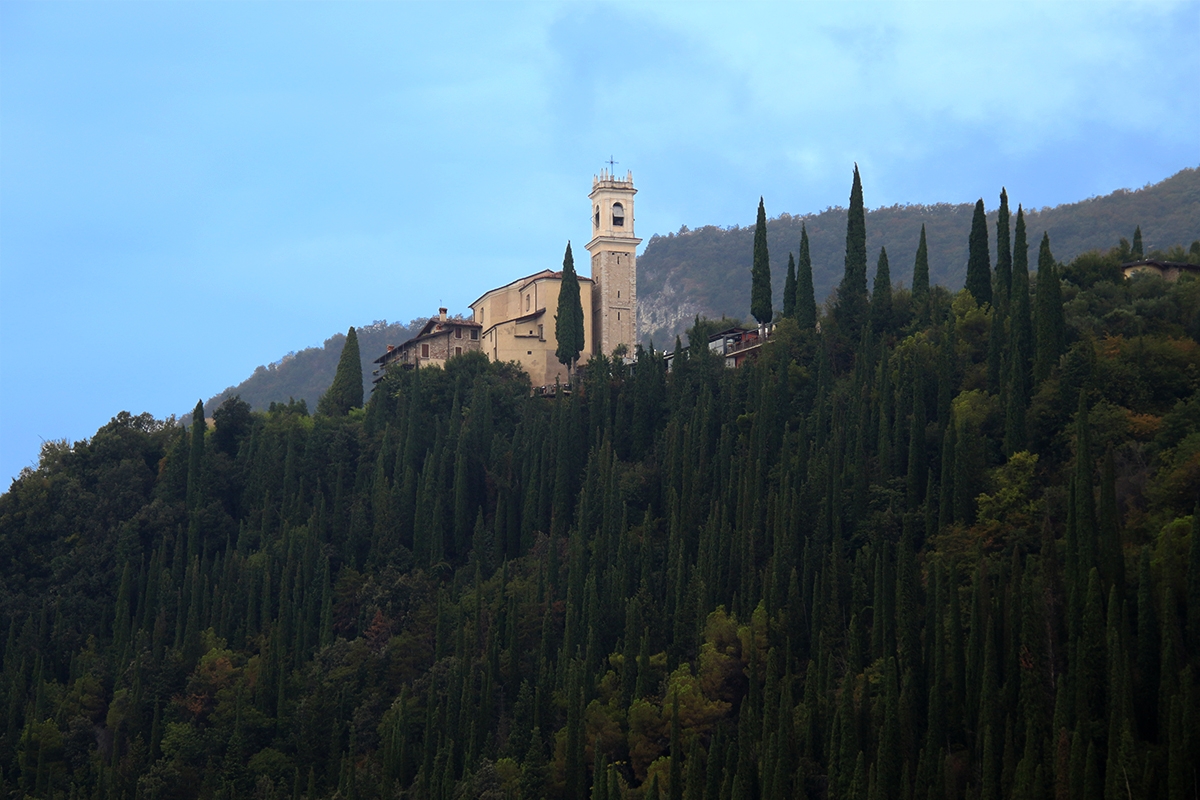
[2,0,1197,485]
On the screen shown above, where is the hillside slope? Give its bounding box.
[204,320,420,416]
[638,166,1200,343]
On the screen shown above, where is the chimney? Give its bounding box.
[439,307,447,322]
[387,345,395,352]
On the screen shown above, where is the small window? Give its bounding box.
[594,205,600,227]
[612,202,624,227]
[421,343,429,358]
[527,350,532,355]
[455,347,462,357]
[470,329,478,340]
[538,324,544,340]
[526,294,531,311]
[618,312,621,320]
[617,290,620,298]
[455,327,462,339]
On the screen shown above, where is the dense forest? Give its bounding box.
[2,169,1200,800]
[638,166,1200,344]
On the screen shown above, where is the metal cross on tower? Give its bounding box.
[605,156,618,173]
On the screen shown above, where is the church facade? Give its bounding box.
[467,169,639,386]
[376,170,640,388]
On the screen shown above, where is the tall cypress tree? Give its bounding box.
[870,247,892,334]
[1003,206,1033,455]
[965,199,992,306]
[994,188,1012,312]
[555,241,586,369]
[783,253,797,318]
[835,164,868,335]
[1033,233,1065,383]
[796,223,817,329]
[1131,226,1143,259]
[187,399,206,511]
[912,225,930,320]
[751,198,773,326]
[318,326,363,416]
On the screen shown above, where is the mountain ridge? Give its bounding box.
[638,166,1199,344]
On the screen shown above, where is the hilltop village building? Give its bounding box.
[1122,259,1200,282]
[372,308,481,376]
[375,170,640,388]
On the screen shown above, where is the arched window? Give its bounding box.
[612,202,624,227]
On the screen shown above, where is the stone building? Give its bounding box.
[1122,259,1200,282]
[375,170,641,389]
[371,308,481,381]
[467,169,640,387]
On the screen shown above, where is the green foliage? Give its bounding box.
[796,223,817,329]
[2,205,1198,799]
[751,198,773,325]
[317,326,364,416]
[1034,234,1066,383]
[966,199,993,306]
[555,241,586,368]
[912,224,930,316]
[834,164,869,336]
[637,167,1200,345]
[783,253,797,318]
[870,246,892,334]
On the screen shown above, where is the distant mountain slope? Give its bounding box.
[204,320,420,416]
[638,166,1199,344]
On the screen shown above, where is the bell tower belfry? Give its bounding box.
[586,169,640,358]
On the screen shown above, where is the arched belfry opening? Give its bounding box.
[612,202,625,227]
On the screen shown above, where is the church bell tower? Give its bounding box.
[586,168,640,358]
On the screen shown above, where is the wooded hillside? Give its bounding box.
[2,171,1200,799]
[638,167,1200,344]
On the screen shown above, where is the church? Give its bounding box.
[373,169,640,387]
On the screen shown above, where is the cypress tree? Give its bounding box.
[751,197,773,326]
[965,199,992,306]
[835,164,869,335]
[669,690,683,800]
[1034,234,1065,383]
[994,188,1012,311]
[318,326,363,416]
[783,253,797,318]
[1073,396,1098,582]
[1003,206,1033,455]
[187,399,206,510]
[870,247,892,334]
[1135,546,1159,740]
[1188,505,1200,658]
[1097,447,1123,599]
[555,241,586,369]
[1131,226,1143,259]
[796,223,817,329]
[912,225,930,321]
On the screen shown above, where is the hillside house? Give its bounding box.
[372,308,481,382]
[664,323,775,371]
[1122,259,1200,282]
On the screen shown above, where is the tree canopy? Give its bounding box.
[555,241,586,368]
